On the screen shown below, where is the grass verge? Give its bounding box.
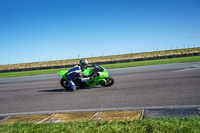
[0,117,200,133]
[102,55,200,69]
[0,56,200,78]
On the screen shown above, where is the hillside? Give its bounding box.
[0,47,200,72]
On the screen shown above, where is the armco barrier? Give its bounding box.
[0,52,200,73]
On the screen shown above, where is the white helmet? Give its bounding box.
[79,59,88,69]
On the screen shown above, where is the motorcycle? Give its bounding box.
[57,64,114,91]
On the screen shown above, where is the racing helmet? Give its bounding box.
[79,59,88,69]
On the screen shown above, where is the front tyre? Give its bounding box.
[100,76,114,87]
[60,78,70,91]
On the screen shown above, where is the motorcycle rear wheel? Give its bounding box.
[60,78,71,91]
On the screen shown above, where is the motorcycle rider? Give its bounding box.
[66,59,93,91]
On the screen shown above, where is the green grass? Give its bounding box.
[0,68,70,78]
[1,117,200,133]
[102,55,200,69]
[0,56,200,78]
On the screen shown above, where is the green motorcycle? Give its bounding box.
[57,65,114,91]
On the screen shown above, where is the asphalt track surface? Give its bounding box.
[0,62,200,115]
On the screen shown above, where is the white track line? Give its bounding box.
[173,67,200,72]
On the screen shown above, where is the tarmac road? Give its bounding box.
[0,62,200,115]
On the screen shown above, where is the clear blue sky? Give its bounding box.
[0,0,200,65]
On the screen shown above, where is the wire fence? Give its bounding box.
[12,44,200,65]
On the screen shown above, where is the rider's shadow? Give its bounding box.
[38,88,67,92]
[38,86,102,92]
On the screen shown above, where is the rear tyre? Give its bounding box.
[100,76,114,87]
[60,78,70,91]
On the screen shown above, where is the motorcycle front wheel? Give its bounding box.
[100,76,114,87]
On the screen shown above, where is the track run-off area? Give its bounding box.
[0,62,200,116]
